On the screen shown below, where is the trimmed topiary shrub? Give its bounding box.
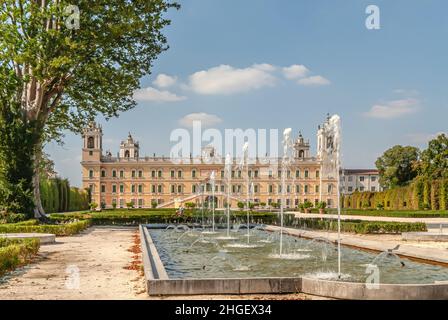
[440,179,448,210]
[343,178,447,211]
[0,238,40,277]
[0,220,91,236]
[285,218,426,234]
[40,178,89,213]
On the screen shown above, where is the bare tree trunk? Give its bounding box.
[33,142,47,219]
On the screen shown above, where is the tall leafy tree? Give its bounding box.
[418,134,448,180]
[375,145,420,189]
[0,0,179,218]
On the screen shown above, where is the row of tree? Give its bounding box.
[343,133,448,211]
[40,178,90,214]
[375,133,448,189]
[343,177,448,211]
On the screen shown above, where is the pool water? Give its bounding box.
[148,227,448,284]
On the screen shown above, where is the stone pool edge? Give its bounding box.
[139,225,448,299]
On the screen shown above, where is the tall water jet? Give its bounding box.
[225,153,232,237]
[239,142,250,243]
[320,114,342,277]
[210,170,216,233]
[279,128,293,256]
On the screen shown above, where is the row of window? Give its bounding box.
[94,183,334,195]
[89,168,320,179]
[343,175,378,182]
[346,186,377,192]
[103,198,333,208]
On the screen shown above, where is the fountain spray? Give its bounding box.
[280,128,293,257]
[201,183,205,229]
[210,171,216,232]
[322,115,342,278]
[240,142,250,243]
[225,154,232,237]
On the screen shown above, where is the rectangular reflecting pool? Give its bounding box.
[148,226,448,284]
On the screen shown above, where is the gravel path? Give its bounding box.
[0,226,320,300]
[0,226,147,300]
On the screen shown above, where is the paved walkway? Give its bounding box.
[266,225,448,265]
[288,212,448,226]
[0,226,147,300]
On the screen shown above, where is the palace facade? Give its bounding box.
[81,119,338,209]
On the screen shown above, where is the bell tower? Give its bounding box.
[294,131,310,159]
[119,133,140,159]
[82,122,103,162]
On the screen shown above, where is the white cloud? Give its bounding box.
[187,64,276,95]
[252,63,277,72]
[364,98,420,119]
[297,75,331,86]
[152,74,177,88]
[282,64,309,79]
[134,87,186,102]
[179,112,222,128]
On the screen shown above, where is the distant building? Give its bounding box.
[340,169,382,194]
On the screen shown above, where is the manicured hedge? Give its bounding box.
[50,210,279,226]
[40,178,89,214]
[283,217,427,234]
[342,178,448,211]
[338,209,448,218]
[48,209,425,234]
[0,238,40,277]
[0,220,91,236]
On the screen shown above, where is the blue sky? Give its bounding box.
[46,0,448,187]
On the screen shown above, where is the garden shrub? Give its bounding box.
[50,209,279,226]
[440,179,448,210]
[0,212,26,224]
[284,217,426,234]
[0,238,40,277]
[0,220,91,236]
[342,178,448,212]
[40,178,89,213]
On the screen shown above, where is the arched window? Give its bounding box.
[124,150,130,158]
[87,136,94,149]
[299,150,305,158]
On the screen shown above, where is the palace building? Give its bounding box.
[81,119,339,209]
